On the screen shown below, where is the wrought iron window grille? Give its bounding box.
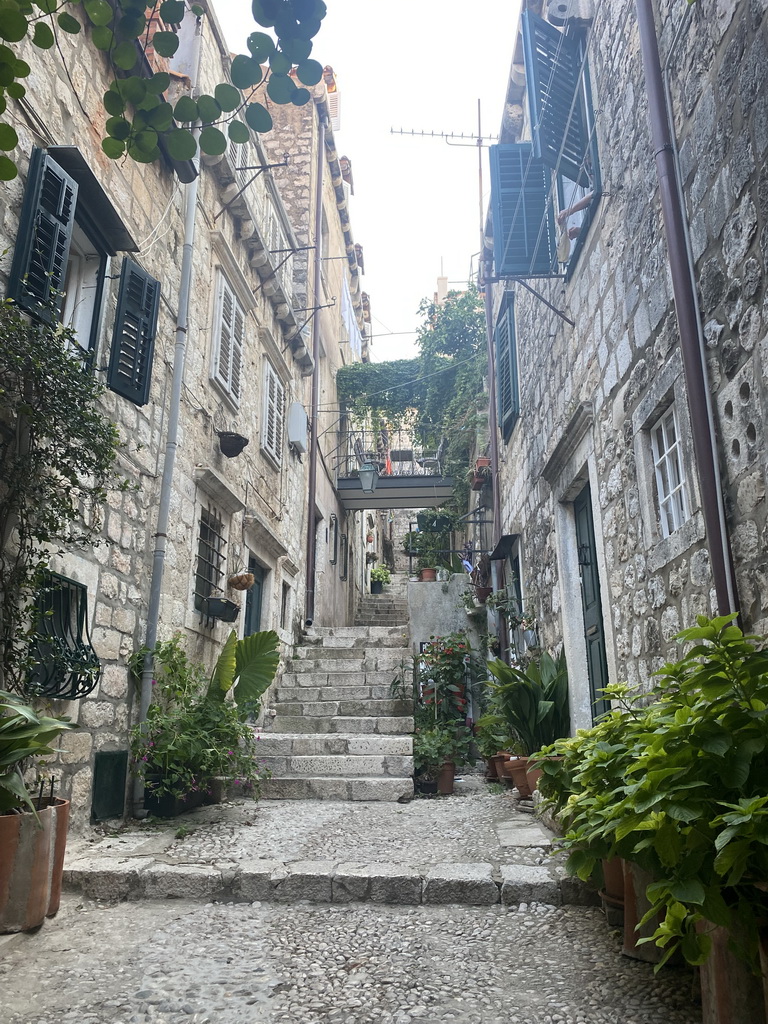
[27,573,101,700]
[194,504,227,627]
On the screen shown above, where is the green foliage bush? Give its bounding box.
[480,650,570,756]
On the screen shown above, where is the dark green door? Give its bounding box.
[573,484,610,719]
[244,559,265,635]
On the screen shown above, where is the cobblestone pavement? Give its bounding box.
[1,896,701,1024]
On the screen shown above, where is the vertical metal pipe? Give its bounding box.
[134,14,203,814]
[635,0,739,616]
[304,112,326,626]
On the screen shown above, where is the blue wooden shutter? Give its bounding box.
[490,143,556,277]
[107,259,160,405]
[522,10,589,186]
[7,148,78,322]
[495,294,519,441]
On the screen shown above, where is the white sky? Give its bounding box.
[218,1,522,361]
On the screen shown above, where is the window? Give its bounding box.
[7,146,139,354]
[107,259,161,405]
[495,292,519,441]
[28,573,100,700]
[194,505,227,620]
[262,360,286,464]
[489,11,600,279]
[211,272,245,405]
[651,406,690,538]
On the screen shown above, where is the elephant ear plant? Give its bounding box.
[536,615,768,973]
[131,630,280,803]
[0,690,77,815]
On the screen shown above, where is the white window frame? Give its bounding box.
[650,405,690,538]
[211,271,245,406]
[262,360,285,465]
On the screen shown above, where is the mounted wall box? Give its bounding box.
[287,402,309,454]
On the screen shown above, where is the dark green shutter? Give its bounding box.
[522,10,589,186]
[107,259,160,405]
[7,148,78,322]
[495,294,519,441]
[489,143,557,277]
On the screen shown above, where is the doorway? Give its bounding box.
[244,558,265,635]
[573,483,610,718]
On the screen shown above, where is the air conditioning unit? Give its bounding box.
[287,402,309,454]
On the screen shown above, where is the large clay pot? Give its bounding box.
[622,860,664,963]
[437,761,455,795]
[0,798,70,933]
[599,857,625,928]
[419,568,437,582]
[506,756,532,798]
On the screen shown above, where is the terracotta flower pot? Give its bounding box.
[0,798,70,933]
[506,757,532,798]
[419,568,437,582]
[699,922,767,1024]
[437,761,455,795]
[599,857,625,928]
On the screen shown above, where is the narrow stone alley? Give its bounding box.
[1,789,700,1024]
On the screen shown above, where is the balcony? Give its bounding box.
[334,429,454,511]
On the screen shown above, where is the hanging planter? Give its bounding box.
[217,431,249,458]
[228,572,255,591]
[202,596,240,622]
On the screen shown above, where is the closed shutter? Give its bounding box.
[107,259,160,405]
[522,10,589,186]
[8,148,78,322]
[262,362,285,464]
[495,294,519,441]
[213,274,244,404]
[490,143,557,278]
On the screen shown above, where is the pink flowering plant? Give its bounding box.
[130,631,279,802]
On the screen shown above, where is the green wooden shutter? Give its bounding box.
[7,148,78,322]
[490,143,556,277]
[107,259,160,405]
[495,294,519,441]
[522,10,589,186]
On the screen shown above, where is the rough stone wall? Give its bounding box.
[495,0,768,708]
[0,7,363,826]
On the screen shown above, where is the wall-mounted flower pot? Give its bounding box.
[228,572,254,591]
[475,586,492,603]
[217,431,249,458]
[471,473,485,491]
[475,457,491,469]
[203,597,240,622]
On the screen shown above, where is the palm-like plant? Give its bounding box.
[0,690,77,813]
[486,650,570,755]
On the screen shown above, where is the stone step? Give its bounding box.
[258,754,414,778]
[254,733,413,756]
[354,616,409,626]
[276,683,400,702]
[271,698,413,718]
[291,645,412,661]
[287,653,412,674]
[305,626,410,640]
[260,776,414,801]
[270,715,414,735]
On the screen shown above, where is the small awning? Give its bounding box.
[489,533,519,560]
[337,474,455,511]
[48,146,138,254]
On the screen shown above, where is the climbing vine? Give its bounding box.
[0,0,327,179]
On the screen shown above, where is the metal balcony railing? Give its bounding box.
[335,428,447,481]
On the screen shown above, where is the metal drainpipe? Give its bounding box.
[635,0,739,616]
[134,15,203,815]
[304,112,326,626]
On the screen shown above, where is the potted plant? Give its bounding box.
[370,564,391,594]
[131,629,280,815]
[0,690,78,933]
[413,723,472,795]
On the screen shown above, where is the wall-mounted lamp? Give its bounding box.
[358,462,379,494]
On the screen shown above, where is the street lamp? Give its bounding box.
[358,461,379,494]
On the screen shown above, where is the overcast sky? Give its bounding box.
[218,1,522,361]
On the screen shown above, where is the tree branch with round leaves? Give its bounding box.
[0,0,327,179]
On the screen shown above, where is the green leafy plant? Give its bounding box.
[413,723,473,780]
[0,1,328,179]
[418,632,478,727]
[0,689,77,814]
[536,615,768,972]
[130,629,279,800]
[485,650,570,756]
[0,303,123,693]
[370,565,391,585]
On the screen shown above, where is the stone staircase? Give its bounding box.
[259,622,415,801]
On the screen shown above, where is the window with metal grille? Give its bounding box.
[495,292,520,441]
[194,505,227,618]
[27,573,101,700]
[650,406,690,538]
[262,360,286,464]
[211,272,245,405]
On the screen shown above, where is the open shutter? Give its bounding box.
[8,148,78,322]
[495,295,519,441]
[263,363,285,464]
[522,10,589,186]
[490,143,557,277]
[230,301,244,402]
[107,259,160,405]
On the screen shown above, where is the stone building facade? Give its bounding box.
[487,0,768,727]
[0,2,367,824]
